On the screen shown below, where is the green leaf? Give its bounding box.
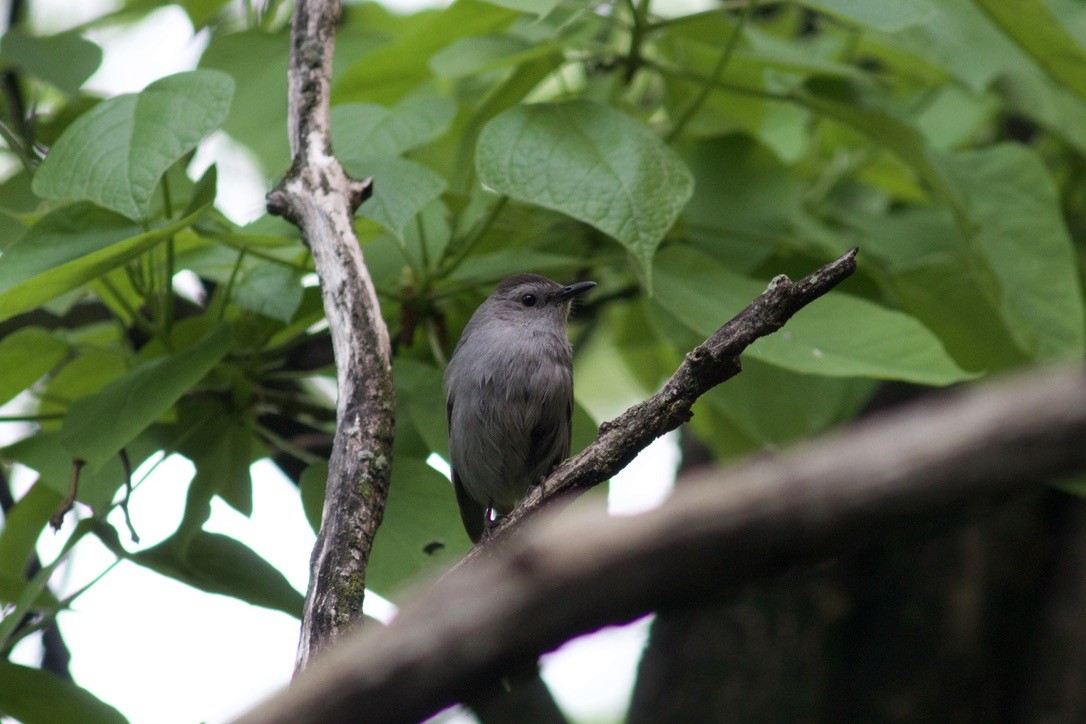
[0,483,61,579]
[933,145,1085,359]
[477,100,694,284]
[972,0,1086,104]
[300,462,328,535]
[200,27,380,173]
[32,70,234,220]
[175,399,254,518]
[394,359,448,457]
[344,156,447,240]
[680,135,798,271]
[798,0,934,31]
[332,96,457,159]
[61,324,233,471]
[430,35,548,78]
[0,662,126,724]
[0,29,102,94]
[0,205,126,319]
[0,328,68,406]
[843,208,1022,372]
[127,532,302,617]
[0,572,60,609]
[653,245,973,385]
[184,163,218,217]
[333,0,518,105]
[233,264,304,323]
[447,249,585,283]
[368,458,471,594]
[702,358,876,448]
[570,400,598,459]
[798,90,965,219]
[477,0,558,16]
[0,201,209,322]
[38,347,130,420]
[199,30,289,172]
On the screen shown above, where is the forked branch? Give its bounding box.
[266,0,394,674]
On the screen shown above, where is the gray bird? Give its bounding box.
[445,274,596,542]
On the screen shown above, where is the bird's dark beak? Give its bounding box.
[554,281,596,303]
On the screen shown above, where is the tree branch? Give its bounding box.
[236,365,1086,724]
[464,247,859,561]
[265,0,394,674]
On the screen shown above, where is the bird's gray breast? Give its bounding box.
[446,321,573,512]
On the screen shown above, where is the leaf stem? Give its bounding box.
[666,0,755,142]
[160,175,176,336]
[217,248,247,322]
[439,195,507,277]
[624,0,653,83]
[97,276,157,337]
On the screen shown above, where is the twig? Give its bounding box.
[460,248,859,564]
[118,449,140,544]
[49,459,84,531]
[264,0,395,674]
[235,365,1086,724]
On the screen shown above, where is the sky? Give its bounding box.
[6,1,687,722]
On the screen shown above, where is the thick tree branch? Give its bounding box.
[237,365,1086,724]
[464,247,859,561]
[265,0,394,674]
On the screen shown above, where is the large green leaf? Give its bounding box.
[200,27,382,173]
[933,145,1084,359]
[343,156,447,240]
[799,90,964,219]
[199,30,290,172]
[333,0,517,105]
[0,29,102,94]
[972,0,1086,105]
[653,245,972,385]
[845,208,1026,372]
[0,662,126,724]
[300,462,328,535]
[124,0,233,28]
[477,100,694,284]
[120,531,302,617]
[0,328,68,406]
[232,264,304,323]
[61,324,234,471]
[430,35,552,78]
[799,0,934,31]
[175,398,254,519]
[32,70,233,220]
[368,457,471,595]
[477,0,558,16]
[0,201,209,322]
[394,359,448,458]
[332,96,457,159]
[703,360,877,449]
[0,483,61,579]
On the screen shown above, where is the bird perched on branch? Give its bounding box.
[445,274,596,542]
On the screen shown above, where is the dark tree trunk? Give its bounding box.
[629,434,1086,722]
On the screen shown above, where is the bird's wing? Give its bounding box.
[448,394,485,543]
[527,396,573,482]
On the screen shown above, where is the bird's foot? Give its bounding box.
[529,473,548,497]
[481,509,511,541]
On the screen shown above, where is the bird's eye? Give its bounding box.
[520,293,537,307]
